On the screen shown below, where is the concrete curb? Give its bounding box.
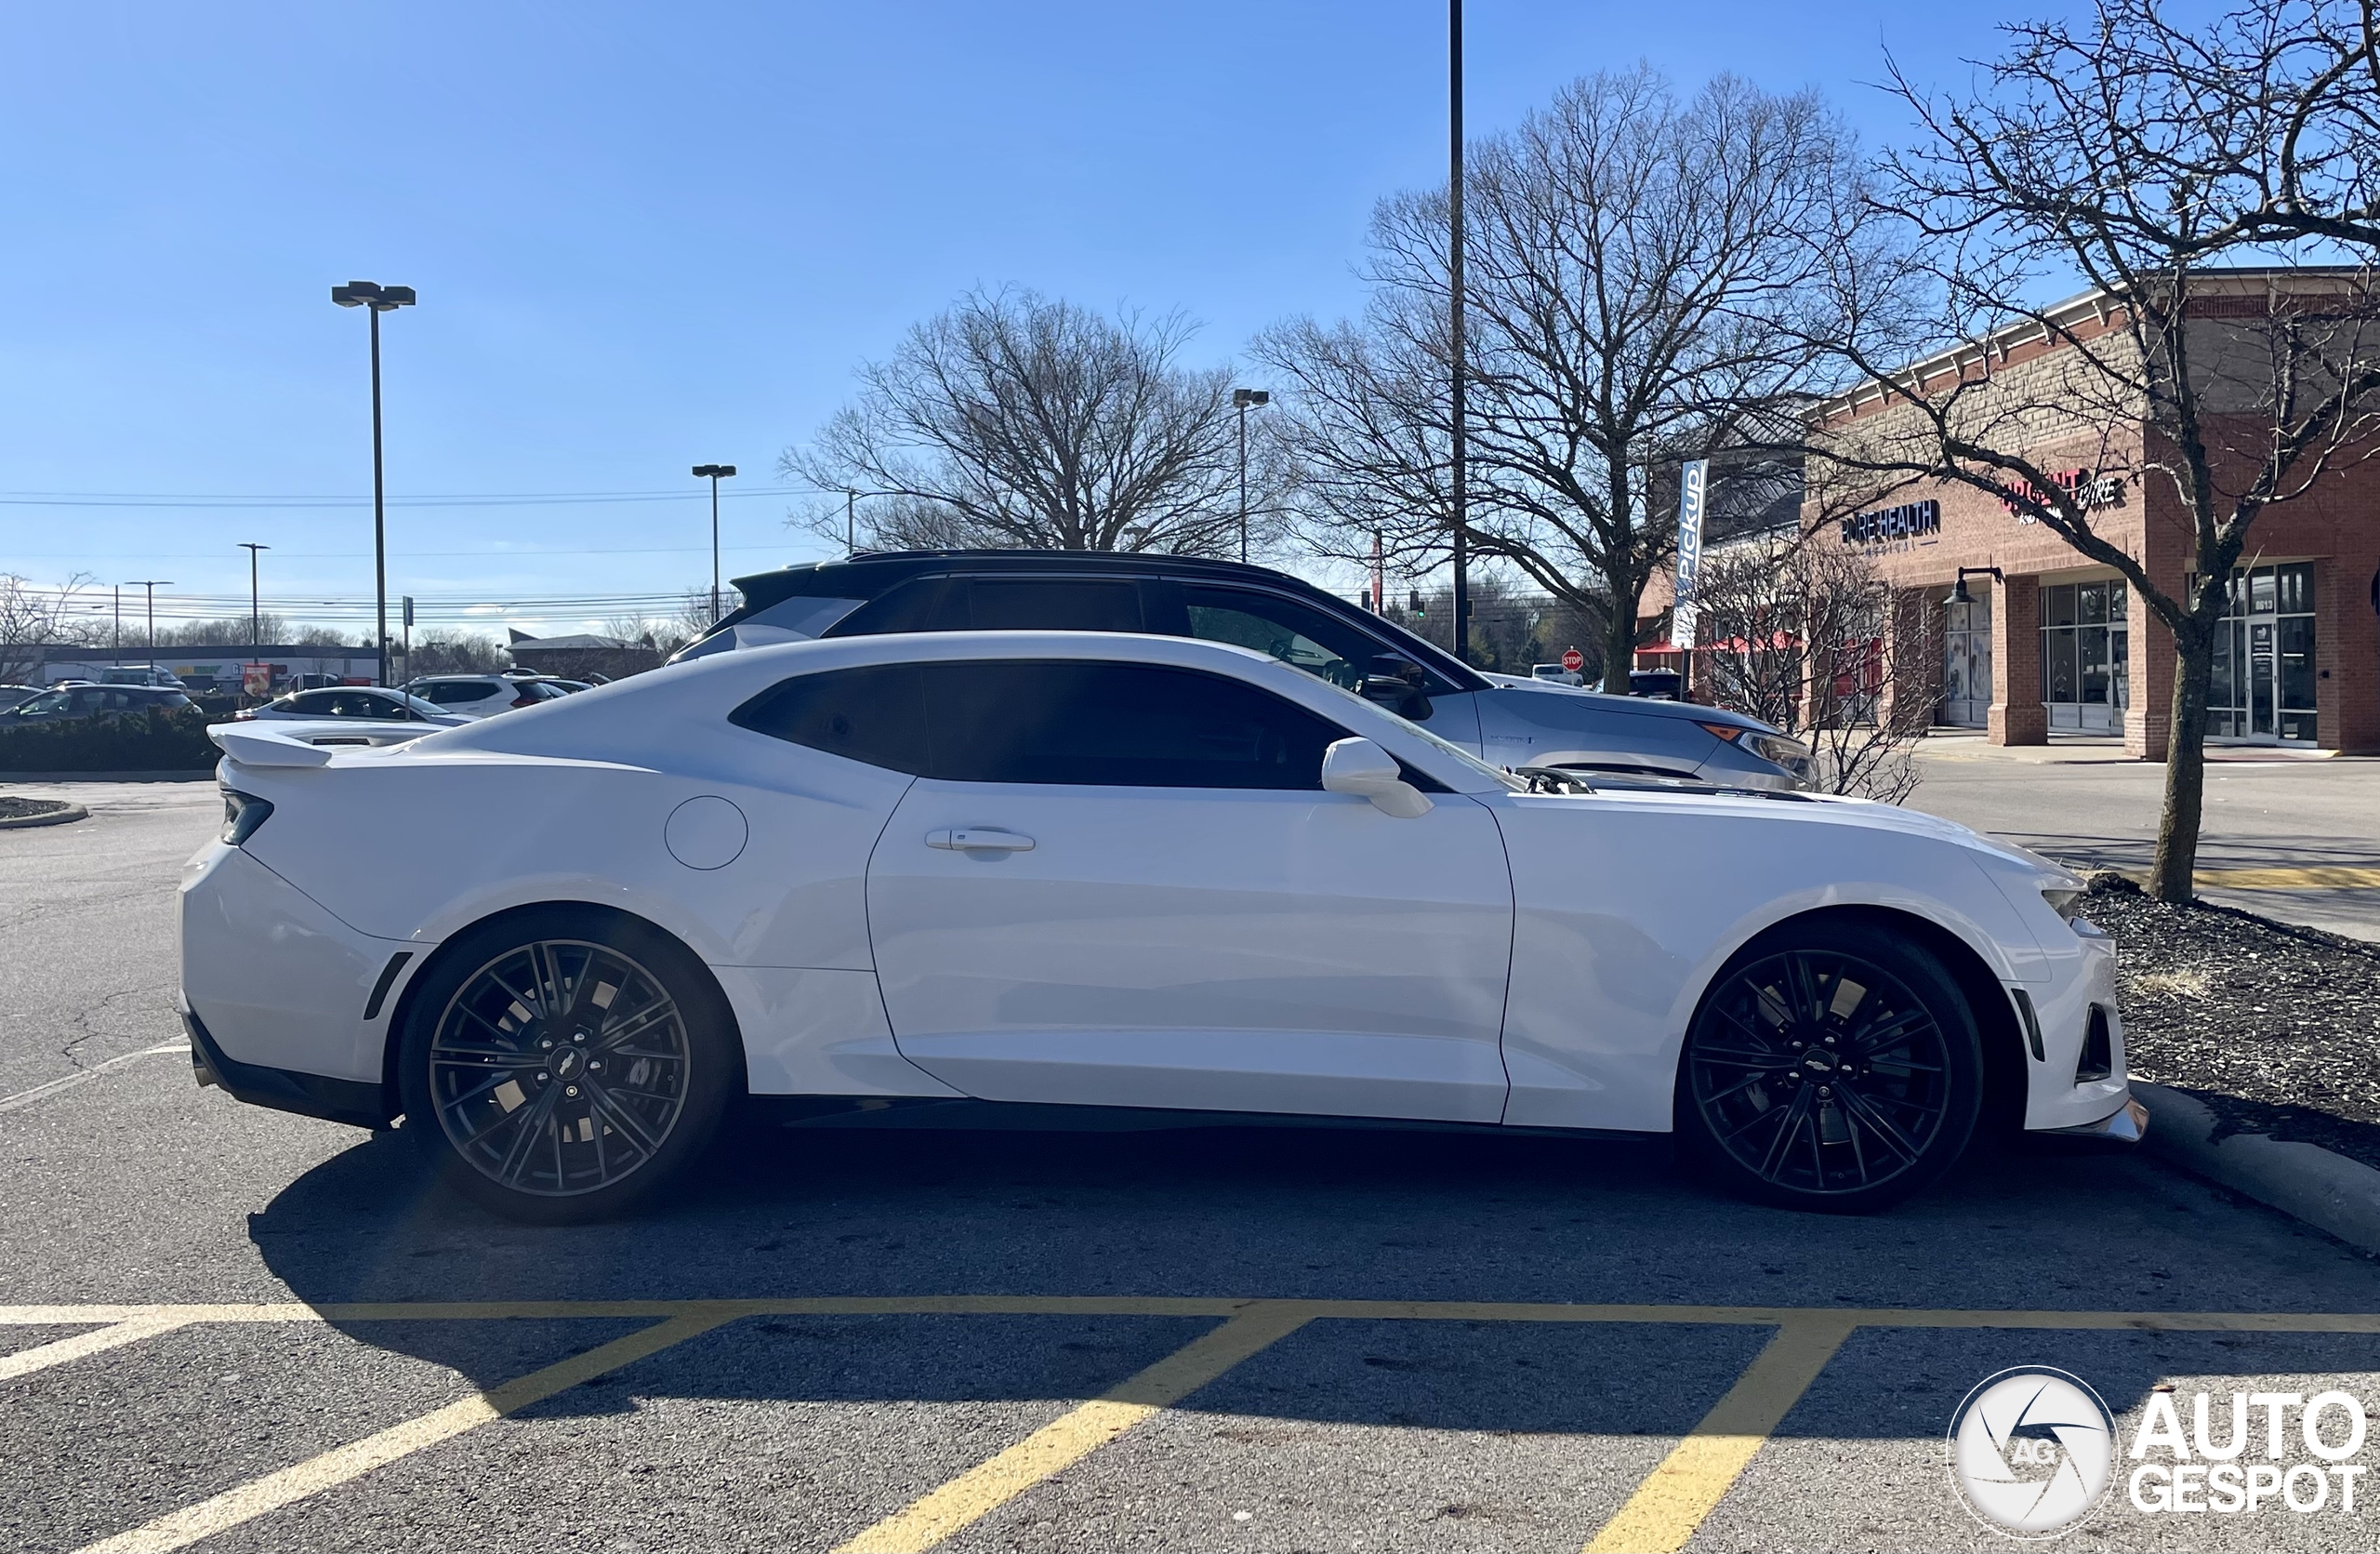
[2135,1082,2380,1256]
[0,803,87,830]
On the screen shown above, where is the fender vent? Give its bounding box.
[2076,1005,2113,1083]
[364,951,413,1022]
[2011,990,2044,1063]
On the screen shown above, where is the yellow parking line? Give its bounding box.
[833,1306,1311,1553]
[0,1312,202,1384]
[71,1311,728,1554]
[1583,1319,1853,1554]
[2194,865,2380,891]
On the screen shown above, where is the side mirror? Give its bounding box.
[1360,655,1434,722]
[1320,737,1434,818]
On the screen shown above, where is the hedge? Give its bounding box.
[0,708,220,773]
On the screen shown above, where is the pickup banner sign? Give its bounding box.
[1672,458,1709,649]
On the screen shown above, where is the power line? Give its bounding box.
[0,486,802,511]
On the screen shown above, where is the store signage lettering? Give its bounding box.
[2001,468,2125,523]
[1844,498,1940,546]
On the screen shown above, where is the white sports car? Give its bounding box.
[178,631,2141,1222]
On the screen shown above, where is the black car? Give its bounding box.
[0,684,193,726]
[672,551,1811,788]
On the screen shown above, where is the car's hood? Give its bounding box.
[1478,672,1775,734]
[1792,791,2082,886]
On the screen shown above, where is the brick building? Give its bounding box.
[1644,275,2380,758]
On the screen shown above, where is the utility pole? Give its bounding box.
[124,581,172,664]
[1448,0,1472,666]
[111,585,121,666]
[847,490,856,554]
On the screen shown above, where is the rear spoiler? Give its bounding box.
[206,722,438,766]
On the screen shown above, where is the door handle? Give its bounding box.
[926,828,1036,852]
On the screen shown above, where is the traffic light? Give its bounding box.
[1409,590,1425,617]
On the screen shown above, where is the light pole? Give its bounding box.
[332,281,416,684]
[124,581,172,664]
[692,465,736,621]
[238,543,269,670]
[1231,389,1268,564]
[1448,0,1471,664]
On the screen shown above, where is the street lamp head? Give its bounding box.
[1943,577,1972,607]
[332,281,415,311]
[692,464,737,479]
[1233,388,1270,408]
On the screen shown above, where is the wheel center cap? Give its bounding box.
[1803,1051,1836,1075]
[551,1047,588,1081]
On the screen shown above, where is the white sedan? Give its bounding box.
[178,631,2139,1222]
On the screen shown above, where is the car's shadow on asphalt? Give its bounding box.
[236,1111,2380,1434]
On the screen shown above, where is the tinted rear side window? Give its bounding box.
[730,664,929,773]
[921,660,1343,790]
[961,578,1143,631]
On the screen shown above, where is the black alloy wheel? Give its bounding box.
[1677,922,1982,1213]
[399,910,736,1223]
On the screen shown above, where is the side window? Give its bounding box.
[730,664,929,773]
[1181,586,1408,694]
[960,578,1143,631]
[823,577,953,637]
[289,691,334,714]
[919,660,1348,790]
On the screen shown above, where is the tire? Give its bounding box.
[397,907,739,1224]
[1674,920,1982,1214]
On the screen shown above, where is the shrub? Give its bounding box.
[0,707,220,773]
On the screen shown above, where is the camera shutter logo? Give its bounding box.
[1948,1367,2117,1537]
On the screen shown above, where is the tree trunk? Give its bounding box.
[2147,626,2215,902]
[1601,607,1636,695]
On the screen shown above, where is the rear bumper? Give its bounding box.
[181,1003,389,1129]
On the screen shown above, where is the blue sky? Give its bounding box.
[0,2,2069,637]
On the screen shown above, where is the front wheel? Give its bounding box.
[1675,922,1982,1213]
[398,910,738,1223]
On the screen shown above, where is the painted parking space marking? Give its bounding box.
[834,1305,1313,1553]
[1583,1318,1852,1554]
[10,1295,2380,1554]
[69,1311,731,1554]
[0,1042,190,1115]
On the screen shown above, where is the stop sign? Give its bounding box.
[1560,646,1583,673]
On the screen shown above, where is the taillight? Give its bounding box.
[510,694,539,708]
[220,788,274,845]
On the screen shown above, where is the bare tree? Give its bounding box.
[787,287,1273,556]
[404,631,509,678]
[1692,538,1929,801]
[0,574,102,684]
[1806,3,2380,900]
[1261,69,1892,689]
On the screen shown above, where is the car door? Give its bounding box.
[866,657,1515,1122]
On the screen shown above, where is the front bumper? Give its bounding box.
[2043,1095,2149,1145]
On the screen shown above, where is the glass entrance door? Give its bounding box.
[2210,563,2317,744]
[1940,594,1990,726]
[2039,579,2128,733]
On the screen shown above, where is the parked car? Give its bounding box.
[0,684,44,713]
[100,665,187,689]
[183,629,2135,1224]
[671,551,1810,789]
[0,684,192,726]
[237,687,467,727]
[1530,663,1584,686]
[1629,669,1686,701]
[401,675,564,720]
[508,675,595,695]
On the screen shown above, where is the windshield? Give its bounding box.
[1307,675,1525,791]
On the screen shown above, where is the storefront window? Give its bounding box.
[2038,579,2130,731]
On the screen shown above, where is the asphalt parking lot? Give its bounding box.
[7,780,2380,1553]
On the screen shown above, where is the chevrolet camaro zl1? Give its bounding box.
[178,631,2140,1221]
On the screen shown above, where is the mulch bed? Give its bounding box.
[2076,872,2380,1174]
[0,796,71,820]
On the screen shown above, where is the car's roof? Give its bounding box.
[728,550,1355,614]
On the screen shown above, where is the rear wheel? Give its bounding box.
[1675,922,1981,1213]
[398,910,737,1223]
